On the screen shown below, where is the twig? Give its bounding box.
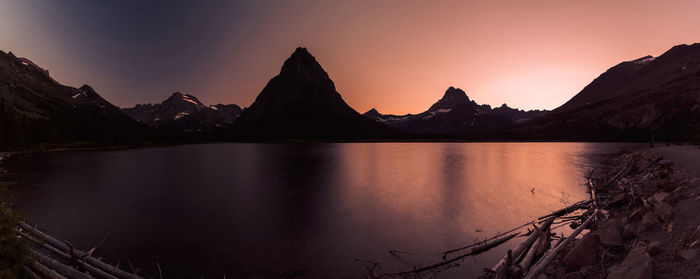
[385,232,519,277]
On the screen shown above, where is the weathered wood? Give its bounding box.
[386,232,520,276]
[22,231,119,279]
[524,210,599,279]
[20,222,143,279]
[518,227,543,273]
[491,217,555,273]
[587,169,598,210]
[520,227,550,275]
[23,265,42,279]
[496,249,513,279]
[604,163,632,187]
[537,200,591,220]
[443,220,535,259]
[33,251,93,279]
[29,261,67,279]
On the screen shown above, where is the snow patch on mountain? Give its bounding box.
[174,112,190,120]
[634,56,656,64]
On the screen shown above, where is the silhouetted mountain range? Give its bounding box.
[122,92,242,132]
[1,43,699,149]
[511,43,700,142]
[0,51,145,149]
[363,87,547,136]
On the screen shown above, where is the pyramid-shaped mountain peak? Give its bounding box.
[442,87,469,101]
[164,92,204,107]
[279,47,335,90]
[428,87,470,112]
[232,47,389,139]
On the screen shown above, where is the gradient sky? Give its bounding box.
[1,0,699,114]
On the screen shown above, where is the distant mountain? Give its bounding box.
[231,47,392,139]
[122,92,242,132]
[489,103,549,124]
[363,87,547,136]
[513,43,700,141]
[0,50,145,149]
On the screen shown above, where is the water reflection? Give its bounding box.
[8,142,644,278]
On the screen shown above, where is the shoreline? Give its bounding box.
[526,145,700,278]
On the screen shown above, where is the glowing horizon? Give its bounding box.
[1,0,698,114]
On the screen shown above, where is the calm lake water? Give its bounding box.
[7,143,644,278]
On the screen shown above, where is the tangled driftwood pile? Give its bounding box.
[19,221,145,279]
[483,151,697,279]
[365,150,696,279]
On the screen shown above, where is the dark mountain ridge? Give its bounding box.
[0,50,146,150]
[122,92,242,132]
[3,42,698,146]
[512,43,700,142]
[231,47,394,140]
[364,87,548,136]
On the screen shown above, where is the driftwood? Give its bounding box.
[372,197,595,278]
[519,226,550,274]
[524,210,599,279]
[23,266,42,279]
[603,162,633,187]
[491,217,555,274]
[537,200,591,220]
[495,250,513,279]
[386,232,520,277]
[33,251,94,279]
[443,220,535,259]
[21,231,119,279]
[20,221,143,279]
[29,261,67,279]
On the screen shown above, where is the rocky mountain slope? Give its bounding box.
[364,87,547,136]
[0,50,145,149]
[122,92,242,132]
[231,47,393,139]
[513,43,700,142]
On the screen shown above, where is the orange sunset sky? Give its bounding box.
[1,0,699,114]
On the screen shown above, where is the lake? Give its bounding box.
[6,142,644,278]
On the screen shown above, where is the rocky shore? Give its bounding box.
[541,146,700,279]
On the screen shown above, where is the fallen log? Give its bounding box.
[537,200,591,220]
[33,251,94,279]
[29,261,67,279]
[20,221,143,279]
[520,227,550,275]
[495,250,513,279]
[524,210,599,279]
[24,265,45,279]
[21,231,119,279]
[491,217,555,274]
